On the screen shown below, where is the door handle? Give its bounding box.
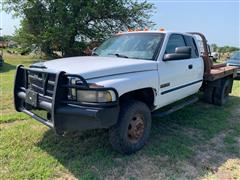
[188,64,193,69]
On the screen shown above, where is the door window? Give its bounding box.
[165,34,186,54]
[184,35,199,58]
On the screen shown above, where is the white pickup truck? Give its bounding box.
[14,31,238,154]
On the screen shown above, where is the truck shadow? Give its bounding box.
[38,95,240,179]
[0,62,16,73]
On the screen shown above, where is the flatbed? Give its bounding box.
[205,66,237,81]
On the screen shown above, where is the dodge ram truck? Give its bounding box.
[14,31,238,154]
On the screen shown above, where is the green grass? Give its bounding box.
[1,53,240,179]
[0,53,37,122]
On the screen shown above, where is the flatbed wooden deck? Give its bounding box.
[204,65,238,81]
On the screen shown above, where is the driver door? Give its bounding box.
[157,34,203,108]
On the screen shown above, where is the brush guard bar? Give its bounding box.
[14,65,119,134]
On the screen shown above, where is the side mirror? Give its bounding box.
[163,46,191,61]
[91,47,97,56]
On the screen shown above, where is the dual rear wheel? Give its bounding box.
[203,78,233,106]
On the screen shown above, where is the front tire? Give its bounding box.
[109,100,151,154]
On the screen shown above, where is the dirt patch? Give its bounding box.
[192,132,227,170]
[105,156,164,180]
[104,102,240,179]
[52,171,77,180]
[194,105,240,179]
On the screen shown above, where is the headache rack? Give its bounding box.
[14,65,118,133]
[188,32,238,81]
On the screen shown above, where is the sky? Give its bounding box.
[1,0,239,47]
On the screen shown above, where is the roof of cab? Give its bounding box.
[117,30,193,36]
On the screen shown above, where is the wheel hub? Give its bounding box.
[128,114,144,143]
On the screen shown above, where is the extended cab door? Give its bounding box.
[156,33,204,108]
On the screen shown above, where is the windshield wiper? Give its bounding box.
[108,53,129,58]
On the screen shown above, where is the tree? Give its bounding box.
[4,0,155,56]
[1,35,14,42]
[218,46,239,54]
[211,43,218,52]
[210,44,239,54]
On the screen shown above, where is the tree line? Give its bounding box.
[211,44,239,54]
[3,0,239,57]
[3,0,155,57]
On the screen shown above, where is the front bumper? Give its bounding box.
[14,65,119,134]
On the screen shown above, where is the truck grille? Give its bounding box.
[28,71,56,97]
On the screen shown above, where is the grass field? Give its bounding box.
[0,53,240,179]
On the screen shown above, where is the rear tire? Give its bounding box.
[203,86,214,104]
[213,78,233,106]
[109,100,151,154]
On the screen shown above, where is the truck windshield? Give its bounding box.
[95,33,164,60]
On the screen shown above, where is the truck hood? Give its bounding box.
[32,56,158,79]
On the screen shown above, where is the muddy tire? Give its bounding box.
[213,78,233,106]
[109,100,151,154]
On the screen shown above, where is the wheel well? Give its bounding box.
[119,88,156,110]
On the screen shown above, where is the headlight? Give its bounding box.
[68,78,116,103]
[76,90,116,103]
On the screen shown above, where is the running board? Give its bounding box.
[152,96,199,118]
